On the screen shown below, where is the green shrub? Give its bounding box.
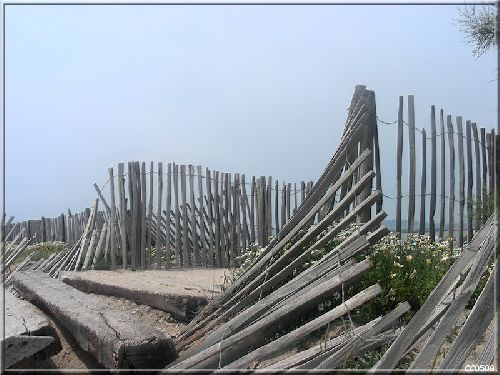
[93,255,110,270]
[30,242,65,261]
[352,234,458,323]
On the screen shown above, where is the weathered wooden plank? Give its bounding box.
[408,95,416,233]
[82,229,98,271]
[188,165,199,266]
[439,109,446,240]
[440,262,495,369]
[476,329,495,366]
[93,183,111,214]
[206,168,215,267]
[274,180,279,234]
[173,163,181,267]
[74,199,98,271]
[457,117,465,246]
[396,97,404,238]
[224,173,231,266]
[139,162,147,269]
[447,116,456,241]
[91,223,108,268]
[316,302,410,369]
[129,163,138,270]
[118,163,127,269]
[109,167,117,269]
[267,176,272,241]
[165,163,172,268]
[480,128,488,224]
[3,335,55,368]
[466,121,474,241]
[12,271,177,369]
[239,174,248,251]
[269,317,378,369]
[281,181,286,229]
[286,182,292,223]
[147,161,154,269]
[472,123,481,231]
[249,176,256,244]
[235,174,242,257]
[419,128,427,235]
[180,165,189,267]
[429,106,437,241]
[196,165,206,267]
[213,171,221,267]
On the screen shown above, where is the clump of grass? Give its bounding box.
[27,242,65,261]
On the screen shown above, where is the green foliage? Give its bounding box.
[30,242,65,261]
[93,255,110,270]
[457,5,497,58]
[471,190,495,225]
[351,234,458,323]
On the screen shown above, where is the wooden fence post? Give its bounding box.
[173,163,181,267]
[214,171,221,267]
[457,117,465,246]
[465,121,473,241]
[189,165,199,266]
[480,128,487,223]
[140,162,147,269]
[250,176,256,244]
[147,162,154,269]
[206,168,215,267]
[275,180,280,234]
[165,163,172,268]
[439,109,446,240]
[407,95,416,234]
[109,167,117,269]
[156,162,163,269]
[447,116,455,242]
[181,165,189,267]
[472,123,481,231]
[118,163,127,269]
[197,165,206,267]
[429,106,437,241]
[419,128,427,235]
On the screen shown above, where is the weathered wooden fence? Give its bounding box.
[380,96,496,246]
[4,172,319,270]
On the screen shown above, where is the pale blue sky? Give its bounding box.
[4,4,497,221]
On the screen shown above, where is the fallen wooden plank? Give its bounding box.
[220,284,382,370]
[2,335,54,369]
[268,317,380,369]
[11,271,177,369]
[3,292,61,364]
[315,302,410,369]
[439,262,496,369]
[60,269,224,322]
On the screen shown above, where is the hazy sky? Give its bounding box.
[4,3,497,221]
